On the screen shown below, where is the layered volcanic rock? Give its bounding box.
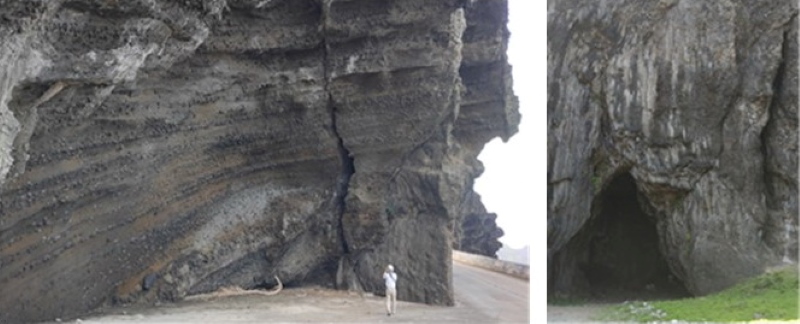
[453,190,504,257]
[548,0,798,299]
[0,0,518,322]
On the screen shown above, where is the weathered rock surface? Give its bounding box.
[548,0,798,298]
[0,0,518,322]
[453,191,504,257]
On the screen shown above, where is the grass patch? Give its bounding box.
[599,267,799,322]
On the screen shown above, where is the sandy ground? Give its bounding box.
[49,262,529,324]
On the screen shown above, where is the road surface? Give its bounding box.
[452,261,530,323]
[61,262,530,323]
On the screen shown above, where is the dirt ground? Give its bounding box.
[65,288,494,323]
[51,262,529,323]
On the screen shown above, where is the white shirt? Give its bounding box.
[383,271,397,289]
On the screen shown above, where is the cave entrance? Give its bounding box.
[581,173,690,301]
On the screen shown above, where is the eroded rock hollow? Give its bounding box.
[0,0,518,322]
[559,173,691,300]
[548,0,798,299]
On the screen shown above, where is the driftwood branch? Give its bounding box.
[184,276,283,301]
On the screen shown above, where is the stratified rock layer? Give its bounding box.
[548,0,797,298]
[0,0,518,322]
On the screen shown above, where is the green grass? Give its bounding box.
[599,267,799,322]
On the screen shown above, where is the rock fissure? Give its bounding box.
[761,14,798,261]
[328,100,354,257]
[760,28,788,186]
[318,0,352,256]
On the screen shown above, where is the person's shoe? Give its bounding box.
[387,313,391,316]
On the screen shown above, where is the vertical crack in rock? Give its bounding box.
[329,100,355,256]
[318,0,353,256]
[760,16,797,262]
[759,28,787,211]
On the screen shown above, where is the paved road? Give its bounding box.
[453,261,530,323]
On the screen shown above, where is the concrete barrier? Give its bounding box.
[452,250,529,281]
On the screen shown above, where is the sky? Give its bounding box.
[473,0,542,251]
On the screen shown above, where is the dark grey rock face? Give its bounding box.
[453,191,504,258]
[548,0,797,298]
[0,0,517,322]
[458,212,504,257]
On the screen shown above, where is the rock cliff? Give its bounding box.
[548,0,798,299]
[0,0,518,322]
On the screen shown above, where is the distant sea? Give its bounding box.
[497,244,530,265]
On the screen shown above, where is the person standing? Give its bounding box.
[383,264,397,316]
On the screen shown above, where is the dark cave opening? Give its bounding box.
[579,173,690,301]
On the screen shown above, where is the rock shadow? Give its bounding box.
[550,173,691,302]
[582,173,690,301]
